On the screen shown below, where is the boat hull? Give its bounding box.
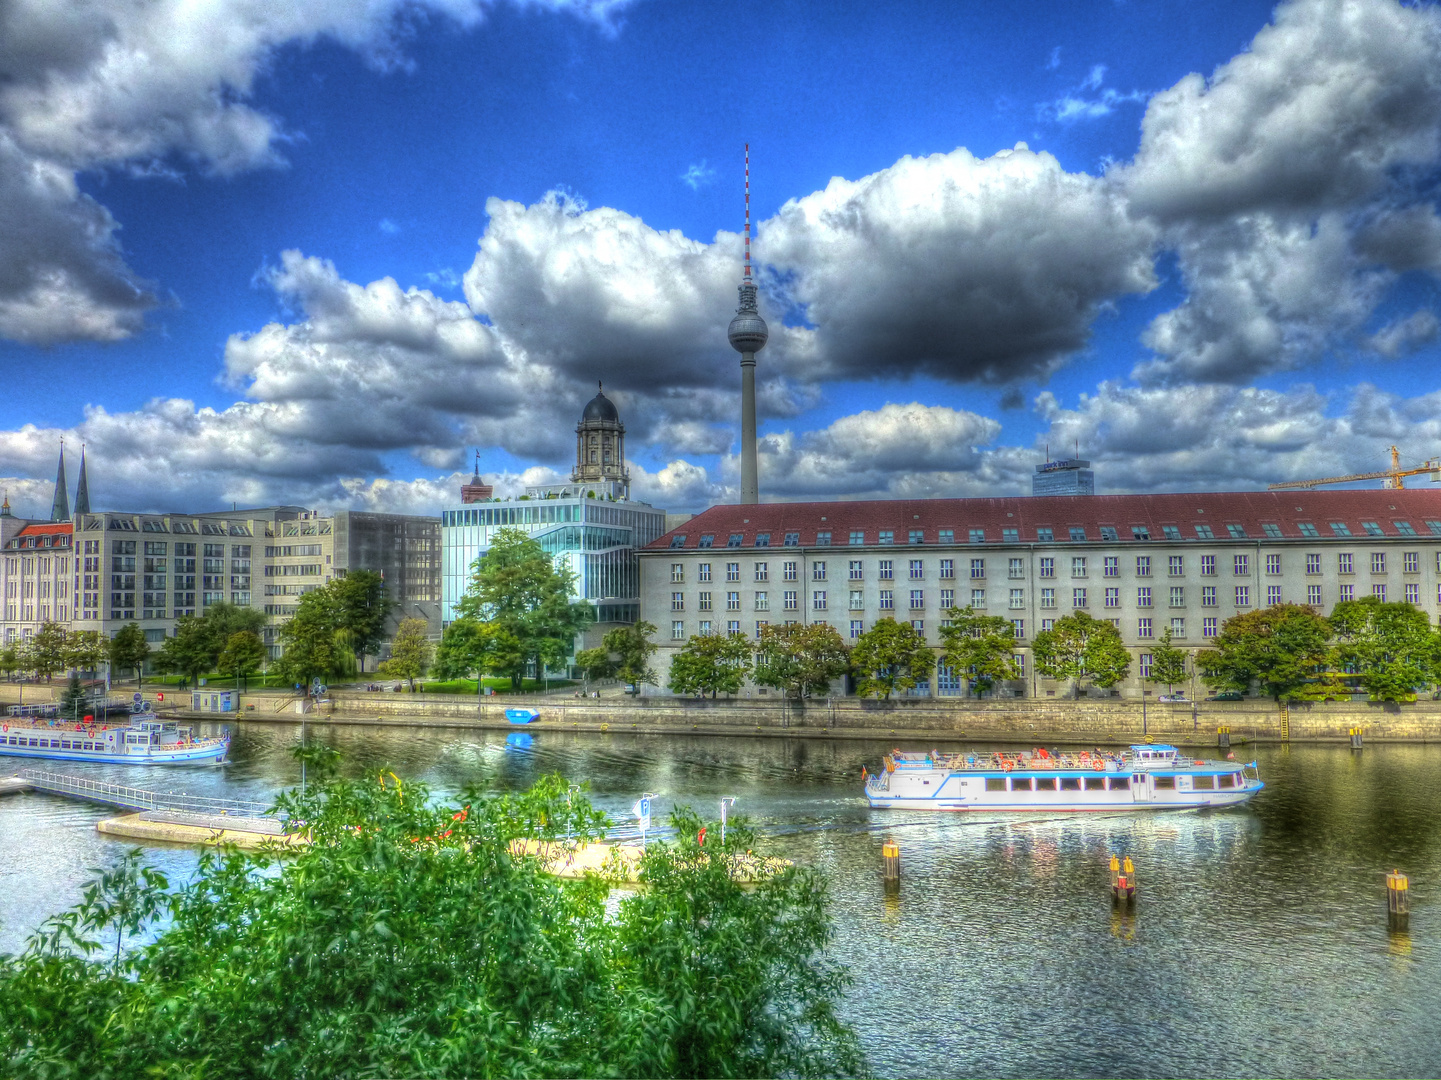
[0,744,228,766]
[865,787,1260,811]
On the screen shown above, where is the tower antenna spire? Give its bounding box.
[744,143,752,283]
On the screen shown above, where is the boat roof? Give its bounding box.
[1130,744,1177,753]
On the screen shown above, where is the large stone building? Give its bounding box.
[441,388,666,646]
[0,452,440,659]
[638,489,1441,698]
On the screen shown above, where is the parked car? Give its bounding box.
[1206,691,1244,702]
[1157,694,1187,703]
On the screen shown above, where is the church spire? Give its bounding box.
[74,443,90,515]
[49,442,70,522]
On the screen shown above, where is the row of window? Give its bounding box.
[665,551,1434,584]
[667,520,1441,549]
[668,581,1428,614]
[664,615,1212,644]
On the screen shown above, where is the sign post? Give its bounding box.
[632,793,654,850]
[720,797,736,845]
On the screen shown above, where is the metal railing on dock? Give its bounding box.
[15,768,281,820]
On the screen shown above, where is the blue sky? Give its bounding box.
[1,0,1440,516]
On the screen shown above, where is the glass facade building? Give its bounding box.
[441,497,666,630]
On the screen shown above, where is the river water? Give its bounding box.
[2,722,1438,1078]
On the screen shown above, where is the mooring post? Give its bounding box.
[1350,726,1364,750]
[1110,854,1136,905]
[882,840,900,885]
[1218,725,1230,750]
[1387,870,1410,927]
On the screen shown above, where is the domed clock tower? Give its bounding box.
[571,383,630,498]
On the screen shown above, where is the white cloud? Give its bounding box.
[1118,0,1441,223]
[762,145,1158,384]
[1366,310,1440,358]
[0,0,637,343]
[1042,63,1147,123]
[680,160,714,190]
[1115,0,1441,383]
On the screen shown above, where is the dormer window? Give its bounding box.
[669,535,687,549]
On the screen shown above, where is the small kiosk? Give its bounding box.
[191,689,237,713]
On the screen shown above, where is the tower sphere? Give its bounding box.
[581,388,620,422]
[728,285,769,354]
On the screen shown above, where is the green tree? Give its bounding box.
[1032,610,1131,697]
[198,601,266,662]
[330,570,393,671]
[752,622,851,699]
[849,617,935,699]
[62,630,107,677]
[573,647,615,692]
[29,622,68,682]
[1196,603,1332,701]
[668,632,753,698]
[154,616,214,688]
[938,607,1017,696]
[1329,596,1438,702]
[0,646,16,681]
[59,673,88,722]
[274,593,340,688]
[108,623,150,687]
[1147,629,1189,695]
[432,618,526,687]
[217,630,266,693]
[0,773,863,1078]
[455,529,594,689]
[602,621,659,691]
[378,617,432,691]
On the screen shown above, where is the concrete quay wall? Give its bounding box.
[260,691,1441,746]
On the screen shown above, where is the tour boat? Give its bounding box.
[864,744,1262,811]
[0,715,229,766]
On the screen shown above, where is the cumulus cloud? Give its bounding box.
[1119,0,1441,383]
[0,0,636,343]
[1366,309,1440,358]
[1041,64,1147,123]
[761,145,1158,384]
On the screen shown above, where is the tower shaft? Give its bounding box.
[740,356,758,505]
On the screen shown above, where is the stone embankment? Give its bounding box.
[193,689,1441,746]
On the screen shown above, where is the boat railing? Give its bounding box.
[15,768,280,819]
[7,703,59,718]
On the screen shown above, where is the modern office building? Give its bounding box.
[638,489,1441,698]
[440,387,666,647]
[1033,458,1095,496]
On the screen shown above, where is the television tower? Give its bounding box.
[727,143,767,505]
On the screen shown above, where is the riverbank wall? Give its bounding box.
[194,690,1441,746]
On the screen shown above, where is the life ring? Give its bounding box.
[1093,763,1104,771]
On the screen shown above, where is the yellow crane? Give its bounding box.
[1268,446,1441,491]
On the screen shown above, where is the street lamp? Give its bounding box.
[1190,650,1199,731]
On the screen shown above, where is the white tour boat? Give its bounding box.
[864,744,1262,811]
[0,714,229,766]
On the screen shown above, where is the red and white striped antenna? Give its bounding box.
[744,143,752,281]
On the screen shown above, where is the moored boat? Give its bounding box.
[0,714,228,766]
[864,744,1261,811]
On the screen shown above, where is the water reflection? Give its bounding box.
[0,724,1438,1077]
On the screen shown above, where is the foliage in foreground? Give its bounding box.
[0,769,862,1080]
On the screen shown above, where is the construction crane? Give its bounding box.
[1268,446,1441,491]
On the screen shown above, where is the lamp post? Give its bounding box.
[1190,650,1199,732]
[720,797,737,845]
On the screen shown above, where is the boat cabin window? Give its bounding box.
[1036,777,1057,791]
[986,778,1007,791]
[1010,777,1033,792]
[1109,776,1130,790]
[1084,777,1106,791]
[1061,777,1081,791]
[1218,774,1235,788]
[1154,775,1176,789]
[1193,775,1215,790]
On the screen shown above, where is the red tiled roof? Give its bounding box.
[3,522,73,550]
[16,523,73,536]
[644,490,1441,550]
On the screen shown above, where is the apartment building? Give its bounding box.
[1,505,440,659]
[638,489,1441,698]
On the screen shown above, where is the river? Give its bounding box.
[2,722,1438,1078]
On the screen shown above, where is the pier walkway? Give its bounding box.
[11,768,282,827]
